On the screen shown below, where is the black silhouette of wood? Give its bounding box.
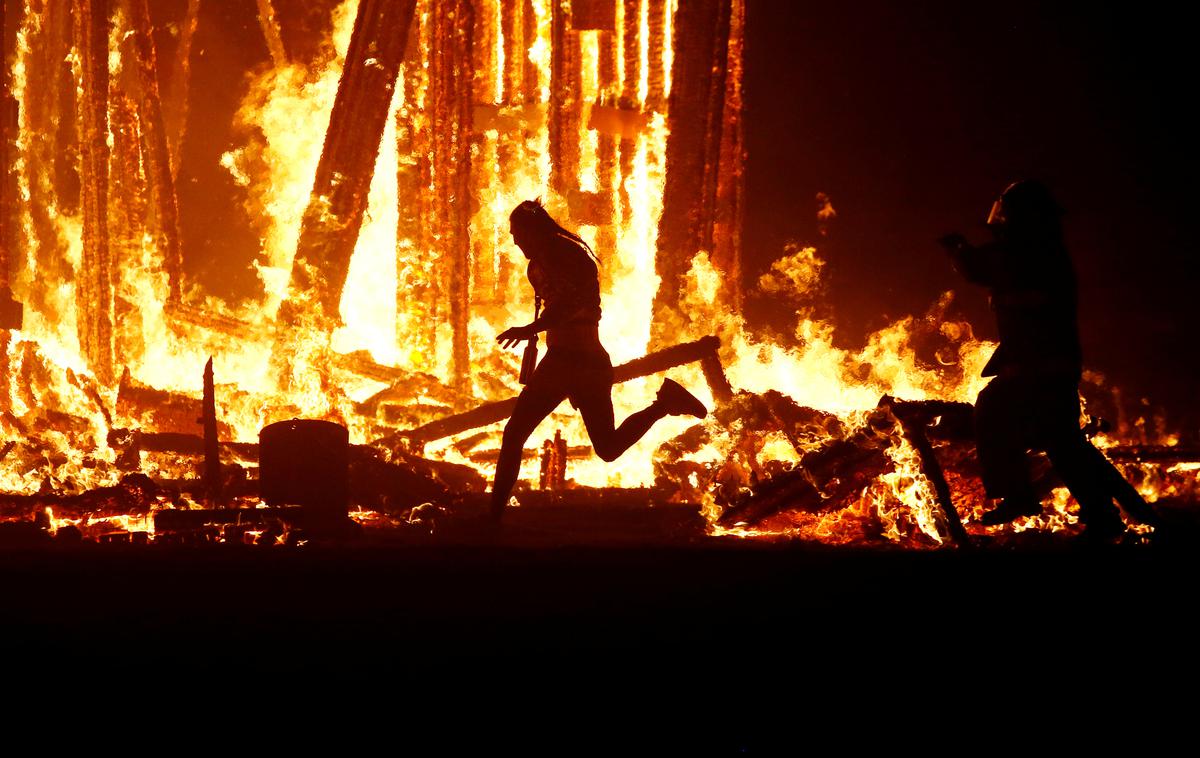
[201,357,221,503]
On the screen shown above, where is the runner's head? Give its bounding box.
[509,199,597,262]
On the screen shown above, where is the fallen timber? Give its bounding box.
[382,336,730,450]
[1105,446,1200,464]
[887,397,972,549]
[105,428,484,514]
[0,473,160,520]
[717,398,978,542]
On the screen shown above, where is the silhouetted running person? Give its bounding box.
[942,180,1157,541]
[491,200,707,521]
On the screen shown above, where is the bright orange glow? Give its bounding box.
[0,0,1188,548]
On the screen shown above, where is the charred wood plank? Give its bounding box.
[116,368,210,436]
[700,350,734,405]
[201,357,221,502]
[108,427,258,460]
[611,335,721,383]
[889,398,972,549]
[1104,446,1200,463]
[153,506,298,533]
[0,473,160,519]
[717,406,897,528]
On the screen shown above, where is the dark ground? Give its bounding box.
[4,532,1197,720]
[3,491,1197,744]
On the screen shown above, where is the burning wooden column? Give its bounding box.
[161,0,199,179]
[395,7,436,371]
[469,0,499,305]
[493,0,528,300]
[576,0,619,286]
[285,0,417,326]
[255,0,289,70]
[127,0,185,302]
[106,48,150,361]
[617,0,640,226]
[549,0,581,196]
[646,0,668,111]
[73,0,115,385]
[426,0,474,394]
[1,0,20,330]
[710,0,745,310]
[652,0,742,344]
[11,3,77,331]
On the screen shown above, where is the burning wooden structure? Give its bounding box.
[0,0,1194,549]
[1,0,744,408]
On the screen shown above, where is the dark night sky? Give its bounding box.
[742,0,1198,429]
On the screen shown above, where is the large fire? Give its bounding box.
[0,0,1193,548]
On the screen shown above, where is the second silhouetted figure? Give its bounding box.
[943,180,1157,541]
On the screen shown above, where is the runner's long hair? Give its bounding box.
[510,199,598,262]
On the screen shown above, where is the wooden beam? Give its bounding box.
[891,401,972,549]
[162,0,199,180]
[202,357,222,503]
[128,0,185,302]
[0,0,16,294]
[286,0,417,323]
[73,0,114,384]
[255,0,288,69]
[652,0,732,344]
[387,335,725,446]
[427,0,474,393]
[548,0,580,194]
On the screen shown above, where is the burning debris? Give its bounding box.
[0,0,1194,549]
